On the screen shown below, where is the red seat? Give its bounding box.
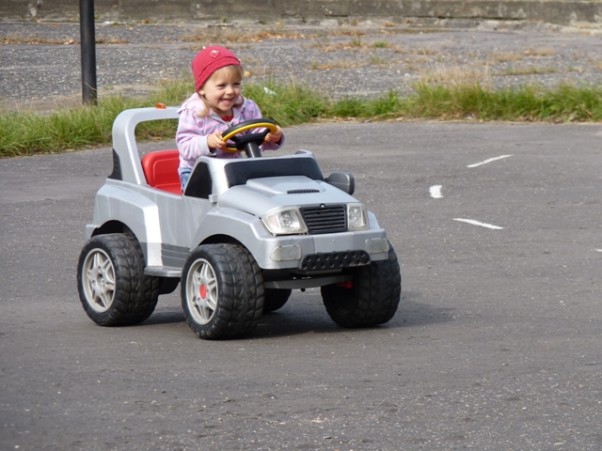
[141,149,182,194]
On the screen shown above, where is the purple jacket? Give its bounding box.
[176,93,282,170]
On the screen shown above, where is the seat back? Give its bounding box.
[141,149,182,194]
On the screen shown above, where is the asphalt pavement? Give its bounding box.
[1,119,601,450]
[1,16,602,451]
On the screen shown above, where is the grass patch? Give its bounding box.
[181,27,307,44]
[500,66,557,77]
[1,79,601,157]
[408,83,602,121]
[372,41,390,49]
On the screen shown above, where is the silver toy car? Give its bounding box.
[77,106,401,339]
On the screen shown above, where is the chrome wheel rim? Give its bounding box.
[186,258,218,325]
[82,249,116,313]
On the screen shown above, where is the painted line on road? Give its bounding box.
[453,218,504,230]
[429,185,443,199]
[595,249,602,253]
[467,154,513,168]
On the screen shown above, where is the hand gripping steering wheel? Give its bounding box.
[221,119,279,157]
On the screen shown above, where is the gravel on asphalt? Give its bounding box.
[1,18,601,111]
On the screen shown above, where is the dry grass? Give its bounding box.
[310,59,364,71]
[95,37,129,45]
[522,47,555,57]
[499,66,557,76]
[417,64,494,90]
[488,51,525,63]
[180,28,307,44]
[313,38,398,52]
[312,40,363,52]
[1,35,128,45]
[1,35,76,45]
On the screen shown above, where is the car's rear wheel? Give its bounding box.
[263,288,292,313]
[77,233,160,326]
[321,245,401,328]
[181,243,264,339]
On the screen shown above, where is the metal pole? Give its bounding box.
[80,0,97,105]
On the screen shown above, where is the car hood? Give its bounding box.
[217,176,357,216]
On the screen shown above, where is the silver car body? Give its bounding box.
[85,107,391,289]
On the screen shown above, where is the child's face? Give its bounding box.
[199,66,243,116]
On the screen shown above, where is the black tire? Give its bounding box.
[77,233,160,326]
[321,245,401,328]
[263,288,292,313]
[181,243,264,340]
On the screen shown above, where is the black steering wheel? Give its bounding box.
[221,119,279,157]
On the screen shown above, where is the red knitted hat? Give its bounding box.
[192,46,241,92]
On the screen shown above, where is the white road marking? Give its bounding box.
[429,185,443,199]
[453,218,504,230]
[595,249,602,253]
[467,154,513,168]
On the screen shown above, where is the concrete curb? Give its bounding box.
[1,0,601,26]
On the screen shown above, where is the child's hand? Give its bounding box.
[265,126,283,144]
[207,131,226,151]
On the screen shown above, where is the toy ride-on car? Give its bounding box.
[77,106,401,339]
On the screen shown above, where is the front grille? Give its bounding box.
[300,204,346,234]
[300,251,370,271]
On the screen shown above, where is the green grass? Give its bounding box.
[408,83,602,121]
[1,79,601,157]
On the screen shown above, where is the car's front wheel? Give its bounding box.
[321,245,401,328]
[181,243,264,339]
[77,233,160,326]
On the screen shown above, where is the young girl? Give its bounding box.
[176,45,284,190]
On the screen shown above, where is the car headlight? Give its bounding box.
[347,203,369,230]
[262,208,308,235]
